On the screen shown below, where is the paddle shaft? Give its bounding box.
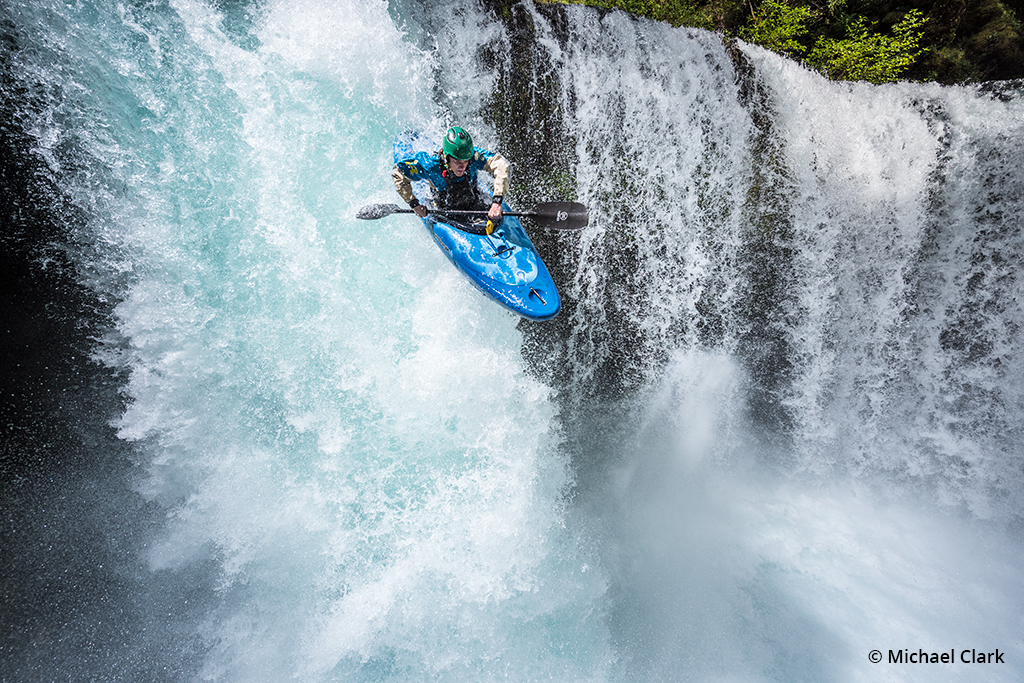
[392,208,534,219]
[356,200,588,230]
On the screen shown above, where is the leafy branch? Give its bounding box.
[805,9,929,83]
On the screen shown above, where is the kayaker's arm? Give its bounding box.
[391,165,428,217]
[483,153,509,221]
[483,153,509,198]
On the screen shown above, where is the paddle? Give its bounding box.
[356,201,589,231]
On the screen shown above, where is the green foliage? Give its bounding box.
[540,0,714,29]
[621,0,714,28]
[807,9,929,83]
[740,0,816,55]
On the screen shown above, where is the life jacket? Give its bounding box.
[438,153,483,210]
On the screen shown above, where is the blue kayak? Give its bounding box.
[393,133,561,321]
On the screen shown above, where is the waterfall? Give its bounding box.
[2,0,1022,681]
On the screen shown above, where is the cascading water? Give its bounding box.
[2,1,1022,682]
[497,8,1024,681]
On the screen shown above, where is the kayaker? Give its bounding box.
[391,126,509,224]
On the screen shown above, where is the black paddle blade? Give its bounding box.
[529,201,589,230]
[356,203,405,220]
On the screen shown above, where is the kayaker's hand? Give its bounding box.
[413,204,428,218]
[488,202,502,221]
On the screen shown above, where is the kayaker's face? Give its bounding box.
[447,156,470,177]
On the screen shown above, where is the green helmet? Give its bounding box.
[442,126,474,160]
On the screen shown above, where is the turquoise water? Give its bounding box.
[3,0,1024,681]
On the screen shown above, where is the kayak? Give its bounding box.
[393,133,561,321]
